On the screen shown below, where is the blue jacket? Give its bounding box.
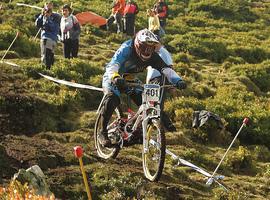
[104,39,182,85]
[35,13,60,41]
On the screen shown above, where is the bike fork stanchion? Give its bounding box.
[74,146,92,200]
[206,118,249,186]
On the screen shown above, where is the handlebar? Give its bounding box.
[126,82,174,89]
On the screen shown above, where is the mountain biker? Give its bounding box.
[99,29,186,147]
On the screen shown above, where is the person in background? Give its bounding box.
[35,2,61,22]
[147,9,160,38]
[35,6,60,69]
[153,0,168,29]
[107,0,126,33]
[60,4,81,59]
[123,0,139,36]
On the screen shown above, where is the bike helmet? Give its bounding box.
[134,29,160,61]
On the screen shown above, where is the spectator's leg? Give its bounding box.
[40,39,47,66]
[51,40,56,66]
[123,16,127,33]
[159,18,166,29]
[127,14,135,36]
[115,13,123,33]
[71,39,79,58]
[63,39,72,59]
[106,15,115,31]
[44,39,56,69]
[45,48,52,69]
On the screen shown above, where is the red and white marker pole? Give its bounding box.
[206,117,249,186]
[74,146,92,200]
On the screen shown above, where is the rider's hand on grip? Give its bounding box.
[113,77,126,90]
[176,80,187,90]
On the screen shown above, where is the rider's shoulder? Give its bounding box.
[121,39,133,48]
[117,39,133,53]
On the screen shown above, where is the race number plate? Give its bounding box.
[144,84,160,102]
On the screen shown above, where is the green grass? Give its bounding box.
[1,0,270,199]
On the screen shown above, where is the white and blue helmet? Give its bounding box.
[134,29,160,61]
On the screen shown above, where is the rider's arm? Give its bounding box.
[105,40,132,80]
[154,46,183,86]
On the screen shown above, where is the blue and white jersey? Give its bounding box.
[103,39,182,95]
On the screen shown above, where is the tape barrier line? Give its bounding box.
[0,61,20,67]
[39,73,103,92]
[150,139,228,190]
[16,3,43,10]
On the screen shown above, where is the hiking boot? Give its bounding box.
[98,131,112,147]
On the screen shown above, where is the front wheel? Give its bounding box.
[94,107,121,159]
[142,119,166,181]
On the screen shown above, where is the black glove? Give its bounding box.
[176,80,187,90]
[113,77,126,90]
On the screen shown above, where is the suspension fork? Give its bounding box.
[142,115,150,153]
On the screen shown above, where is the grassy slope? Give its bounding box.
[1,0,270,199]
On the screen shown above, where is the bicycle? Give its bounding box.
[94,76,171,181]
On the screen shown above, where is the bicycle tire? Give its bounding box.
[94,107,121,159]
[142,118,166,181]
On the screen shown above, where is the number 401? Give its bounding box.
[146,89,159,97]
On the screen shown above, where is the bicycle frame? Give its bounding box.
[96,75,167,148]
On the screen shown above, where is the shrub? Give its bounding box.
[0,180,55,199]
[0,27,39,58]
[229,61,270,92]
[253,145,270,162]
[225,56,246,64]
[236,76,262,96]
[188,0,258,22]
[174,108,193,128]
[193,83,215,99]
[168,33,229,63]
[224,146,254,173]
[174,52,190,64]
[190,121,234,146]
[230,46,269,63]
[165,97,205,121]
[205,86,270,147]
[213,188,248,200]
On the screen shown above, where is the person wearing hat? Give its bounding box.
[60,4,81,59]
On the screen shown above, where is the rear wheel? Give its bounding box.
[94,108,121,159]
[142,119,165,181]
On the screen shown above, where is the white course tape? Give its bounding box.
[150,139,228,191]
[16,3,43,10]
[0,60,20,67]
[39,73,103,92]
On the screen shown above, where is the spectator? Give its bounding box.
[123,0,139,36]
[107,0,126,33]
[153,0,168,29]
[147,9,160,38]
[60,4,81,59]
[47,2,61,22]
[35,7,60,69]
[35,2,61,22]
